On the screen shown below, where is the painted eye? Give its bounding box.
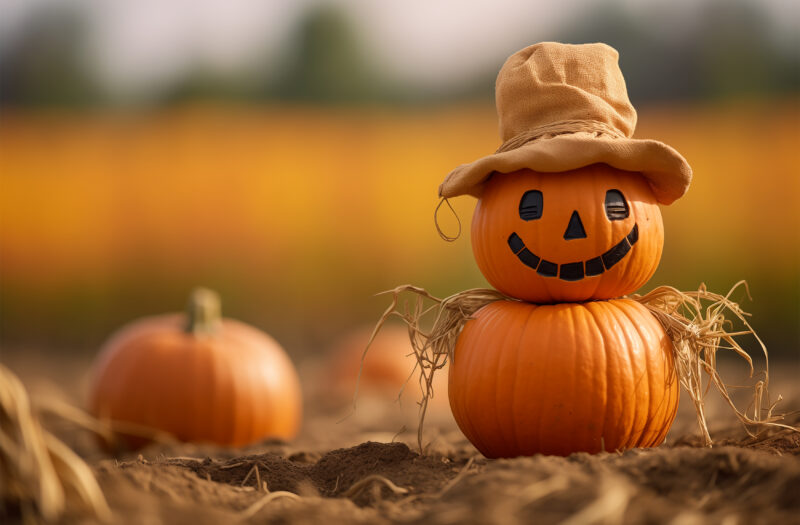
[519,190,543,221]
[604,189,629,221]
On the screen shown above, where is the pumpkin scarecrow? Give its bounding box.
[368,42,791,458]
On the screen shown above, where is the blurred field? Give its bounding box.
[1,99,798,358]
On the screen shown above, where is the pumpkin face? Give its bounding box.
[471,164,664,303]
[88,290,302,448]
[448,299,679,458]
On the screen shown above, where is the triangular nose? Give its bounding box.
[563,210,587,240]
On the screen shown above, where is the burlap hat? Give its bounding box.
[438,42,692,205]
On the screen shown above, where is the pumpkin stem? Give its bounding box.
[185,288,222,336]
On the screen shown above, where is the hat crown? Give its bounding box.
[496,42,637,142]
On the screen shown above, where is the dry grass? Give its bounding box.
[360,285,508,450]
[238,491,301,521]
[0,363,110,522]
[633,281,797,445]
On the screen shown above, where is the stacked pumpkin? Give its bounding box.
[438,43,692,458]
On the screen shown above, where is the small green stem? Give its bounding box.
[185,288,222,336]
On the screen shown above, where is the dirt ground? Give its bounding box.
[3,351,799,524]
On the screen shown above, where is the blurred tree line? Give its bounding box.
[1,1,797,107]
[0,7,98,107]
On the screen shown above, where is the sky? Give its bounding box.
[2,0,798,97]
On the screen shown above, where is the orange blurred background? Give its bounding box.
[1,0,798,368]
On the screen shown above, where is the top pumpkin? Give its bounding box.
[472,163,663,303]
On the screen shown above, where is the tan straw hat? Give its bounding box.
[438,42,692,205]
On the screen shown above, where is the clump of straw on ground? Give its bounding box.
[363,282,798,452]
[0,363,110,522]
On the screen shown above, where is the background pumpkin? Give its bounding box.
[471,164,664,303]
[448,298,679,458]
[326,325,416,400]
[320,324,450,415]
[88,288,302,448]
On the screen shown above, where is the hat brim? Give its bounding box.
[439,132,692,205]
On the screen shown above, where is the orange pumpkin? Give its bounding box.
[328,325,416,399]
[448,299,678,458]
[325,325,449,411]
[471,164,664,303]
[88,289,302,448]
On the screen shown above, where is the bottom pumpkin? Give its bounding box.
[448,298,679,458]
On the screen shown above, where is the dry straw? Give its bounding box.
[362,281,797,452]
[358,286,508,450]
[0,363,111,522]
[631,282,796,445]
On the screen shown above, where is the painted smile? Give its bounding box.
[507,224,639,281]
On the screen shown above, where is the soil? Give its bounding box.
[3,351,799,524]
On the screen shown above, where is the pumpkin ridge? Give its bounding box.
[229,330,261,445]
[246,336,270,445]
[478,304,511,454]
[626,301,652,449]
[613,300,675,450]
[492,302,525,449]
[601,302,626,450]
[509,302,539,455]
[644,303,675,446]
[204,337,224,443]
[461,305,494,455]
[648,304,678,446]
[564,303,581,449]
[612,300,644,451]
[236,322,302,442]
[189,335,210,441]
[644,303,679,447]
[575,302,602,450]
[451,304,494,455]
[634,302,669,447]
[534,306,559,454]
[488,305,515,454]
[615,300,648,449]
[627,301,658,446]
[584,303,612,451]
[215,339,238,444]
[237,339,259,446]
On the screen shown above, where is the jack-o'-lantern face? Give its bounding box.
[471,164,664,303]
